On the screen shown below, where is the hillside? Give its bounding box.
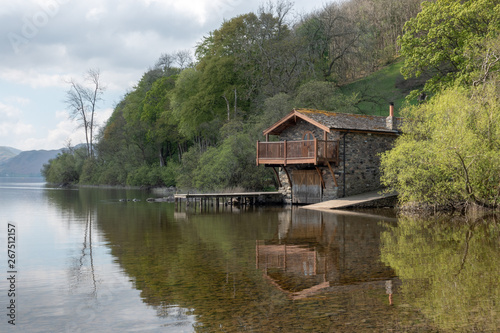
[0,146,21,164]
[42,0,428,188]
[0,149,61,177]
[341,60,425,116]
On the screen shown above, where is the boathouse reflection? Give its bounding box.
[256,208,396,299]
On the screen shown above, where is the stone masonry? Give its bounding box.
[276,117,396,202]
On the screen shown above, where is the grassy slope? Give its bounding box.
[341,59,423,117]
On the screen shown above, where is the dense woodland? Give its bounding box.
[43,0,500,207]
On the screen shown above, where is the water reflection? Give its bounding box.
[381,214,500,332]
[30,184,198,332]
[20,183,457,332]
[257,209,397,300]
[68,208,97,298]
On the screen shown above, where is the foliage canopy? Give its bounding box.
[399,0,500,95]
[381,84,500,208]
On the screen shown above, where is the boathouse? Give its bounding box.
[256,105,401,204]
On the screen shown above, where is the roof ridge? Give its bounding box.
[296,108,387,119]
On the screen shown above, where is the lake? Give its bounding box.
[0,178,499,332]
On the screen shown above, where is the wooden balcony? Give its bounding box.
[256,139,339,166]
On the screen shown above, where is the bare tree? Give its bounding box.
[65,69,104,158]
[155,50,194,74]
[259,0,294,38]
[155,53,175,72]
[175,50,194,70]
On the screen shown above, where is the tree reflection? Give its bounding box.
[68,208,98,298]
[380,214,500,332]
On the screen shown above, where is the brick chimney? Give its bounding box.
[386,102,396,130]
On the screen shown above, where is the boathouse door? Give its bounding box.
[292,170,322,204]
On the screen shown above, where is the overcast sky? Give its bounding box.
[0,0,325,151]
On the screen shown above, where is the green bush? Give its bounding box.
[42,152,80,184]
[381,84,500,208]
[126,162,179,187]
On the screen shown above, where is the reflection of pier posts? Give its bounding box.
[256,240,259,269]
[284,244,287,271]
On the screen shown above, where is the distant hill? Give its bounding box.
[0,146,21,164]
[0,149,61,177]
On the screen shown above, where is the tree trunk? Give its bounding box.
[159,146,165,167]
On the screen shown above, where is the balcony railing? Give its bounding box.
[256,139,339,166]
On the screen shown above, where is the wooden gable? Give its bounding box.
[263,110,330,136]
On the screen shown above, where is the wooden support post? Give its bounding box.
[256,140,259,166]
[283,140,287,166]
[272,167,282,188]
[314,138,318,165]
[323,131,328,161]
[327,161,338,187]
[282,166,292,189]
[315,167,326,189]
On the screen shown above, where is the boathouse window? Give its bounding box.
[303,131,314,141]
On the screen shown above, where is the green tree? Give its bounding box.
[142,75,182,166]
[399,0,500,95]
[380,84,500,208]
[92,102,141,185]
[171,68,208,140]
[293,80,359,112]
[42,146,87,184]
[191,131,272,191]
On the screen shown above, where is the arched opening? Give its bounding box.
[302,131,314,141]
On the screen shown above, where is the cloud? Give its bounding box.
[19,115,84,151]
[0,121,34,137]
[0,101,35,138]
[85,5,107,21]
[39,106,114,150]
[0,101,22,118]
[6,96,31,106]
[0,68,71,89]
[0,0,320,151]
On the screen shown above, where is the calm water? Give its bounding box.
[0,178,499,332]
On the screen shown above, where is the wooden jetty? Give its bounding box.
[302,190,397,211]
[173,190,396,212]
[174,191,283,209]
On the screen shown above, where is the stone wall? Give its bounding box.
[275,118,396,202]
[280,119,338,141]
[338,132,395,197]
[278,168,292,203]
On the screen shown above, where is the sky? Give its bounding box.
[0,0,324,151]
